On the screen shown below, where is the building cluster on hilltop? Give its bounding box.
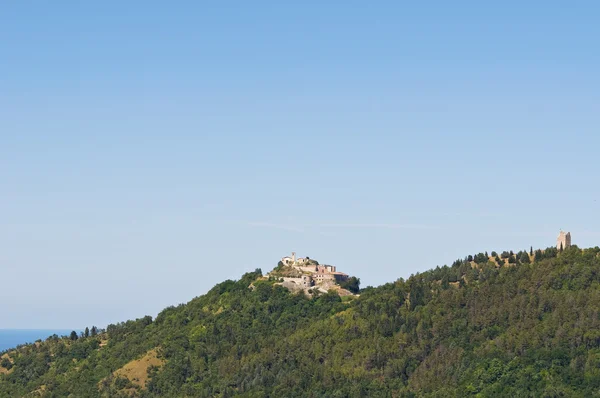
[276,252,349,290]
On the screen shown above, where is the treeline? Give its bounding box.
[460,245,561,267]
[2,248,600,397]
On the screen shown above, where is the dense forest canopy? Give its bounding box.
[2,245,600,397]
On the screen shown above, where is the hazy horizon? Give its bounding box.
[0,330,78,352]
[2,2,599,329]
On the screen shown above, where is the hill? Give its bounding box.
[2,246,600,397]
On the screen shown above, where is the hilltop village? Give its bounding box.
[267,252,356,296]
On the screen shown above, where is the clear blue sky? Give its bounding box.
[1,1,599,329]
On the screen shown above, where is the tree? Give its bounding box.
[91,326,98,337]
[518,251,530,264]
[491,251,498,257]
[534,249,544,262]
[467,255,474,262]
[409,280,425,310]
[340,276,360,294]
[69,331,78,341]
[84,327,90,338]
[530,246,533,256]
[0,358,12,370]
[543,246,558,258]
[441,275,450,289]
[474,253,488,264]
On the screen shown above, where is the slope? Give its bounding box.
[1,246,600,397]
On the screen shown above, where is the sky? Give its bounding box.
[1,1,599,329]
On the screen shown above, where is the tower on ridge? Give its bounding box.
[557,230,572,250]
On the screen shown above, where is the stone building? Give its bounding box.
[301,275,314,287]
[281,252,297,266]
[557,230,572,250]
[280,252,315,267]
[281,252,311,266]
[278,252,349,284]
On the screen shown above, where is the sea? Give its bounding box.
[0,330,76,352]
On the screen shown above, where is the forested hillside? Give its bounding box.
[2,246,600,397]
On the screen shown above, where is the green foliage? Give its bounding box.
[473,253,488,264]
[305,257,319,265]
[517,250,531,264]
[0,358,12,371]
[3,248,600,397]
[340,276,361,294]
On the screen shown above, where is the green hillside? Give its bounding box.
[2,246,600,397]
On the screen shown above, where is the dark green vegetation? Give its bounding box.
[2,246,600,397]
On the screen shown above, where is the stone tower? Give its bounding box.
[291,252,296,265]
[556,230,572,250]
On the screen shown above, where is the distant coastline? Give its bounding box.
[0,330,76,352]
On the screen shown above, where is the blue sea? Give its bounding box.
[0,330,75,352]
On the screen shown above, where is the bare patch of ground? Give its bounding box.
[0,354,13,375]
[113,349,164,389]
